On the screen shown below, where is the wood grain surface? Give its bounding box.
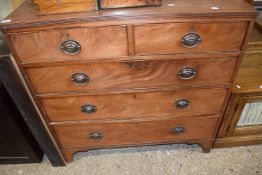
[98,0,161,9]
[41,88,227,122]
[26,57,237,94]
[232,24,262,94]
[0,0,257,30]
[52,115,219,148]
[134,22,248,54]
[214,19,262,148]
[10,25,128,63]
[232,51,262,93]
[32,0,97,15]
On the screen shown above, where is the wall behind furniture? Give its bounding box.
[0,0,24,19]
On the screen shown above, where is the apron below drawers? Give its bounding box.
[26,57,236,94]
[52,115,219,149]
[41,88,227,122]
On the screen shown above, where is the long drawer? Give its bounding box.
[52,115,219,149]
[10,25,129,63]
[26,57,236,94]
[41,88,227,122]
[134,22,248,54]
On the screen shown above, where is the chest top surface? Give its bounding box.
[0,0,257,30]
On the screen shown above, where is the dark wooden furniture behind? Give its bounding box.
[0,34,43,164]
[0,34,65,166]
[214,16,262,147]
[0,81,43,164]
[0,0,257,165]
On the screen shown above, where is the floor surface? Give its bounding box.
[0,144,261,175]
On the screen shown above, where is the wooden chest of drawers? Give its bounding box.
[0,0,257,164]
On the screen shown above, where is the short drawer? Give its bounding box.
[10,25,128,63]
[41,88,227,122]
[52,115,219,148]
[26,57,237,94]
[134,22,248,54]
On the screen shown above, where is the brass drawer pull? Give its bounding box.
[181,33,201,48]
[72,73,89,85]
[170,127,185,134]
[89,132,103,140]
[175,99,190,109]
[60,40,81,55]
[80,104,97,114]
[178,67,196,80]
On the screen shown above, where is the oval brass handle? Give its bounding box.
[89,132,103,140]
[178,67,196,80]
[181,33,201,48]
[170,127,185,134]
[175,99,190,109]
[72,73,89,85]
[60,40,81,55]
[80,104,97,114]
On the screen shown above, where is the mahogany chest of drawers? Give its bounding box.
[0,0,257,164]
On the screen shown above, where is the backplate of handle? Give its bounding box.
[80,104,97,114]
[181,33,201,48]
[60,40,81,55]
[175,99,190,109]
[178,67,196,80]
[170,127,185,134]
[71,73,89,85]
[89,132,103,140]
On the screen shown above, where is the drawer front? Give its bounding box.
[10,25,128,63]
[134,22,248,54]
[27,57,236,94]
[53,116,219,148]
[41,88,227,122]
